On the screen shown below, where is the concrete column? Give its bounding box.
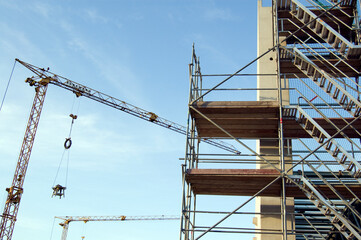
[254,1,294,239]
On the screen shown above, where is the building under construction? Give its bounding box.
[180,0,361,239]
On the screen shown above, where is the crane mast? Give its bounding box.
[0,59,240,240]
[0,78,50,240]
[55,215,179,240]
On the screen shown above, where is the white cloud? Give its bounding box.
[32,2,51,18]
[0,22,47,62]
[84,9,108,23]
[203,7,236,21]
[64,32,145,105]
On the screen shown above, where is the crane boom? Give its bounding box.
[55,215,179,240]
[15,59,240,154]
[0,59,240,240]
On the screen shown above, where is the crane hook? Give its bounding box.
[64,138,72,149]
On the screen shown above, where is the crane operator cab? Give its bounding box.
[52,184,66,199]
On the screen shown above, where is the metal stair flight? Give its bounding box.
[281,0,361,59]
[286,105,361,179]
[294,175,361,240]
[281,47,361,117]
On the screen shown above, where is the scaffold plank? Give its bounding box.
[191,101,361,138]
[186,169,361,198]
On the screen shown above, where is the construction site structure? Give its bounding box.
[180,0,361,239]
[55,215,179,240]
[0,59,240,240]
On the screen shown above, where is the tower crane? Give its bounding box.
[55,215,179,240]
[0,59,240,240]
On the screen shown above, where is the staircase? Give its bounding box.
[279,0,361,239]
[294,175,361,240]
[281,0,361,59]
[283,105,361,239]
[281,47,361,118]
[283,105,361,179]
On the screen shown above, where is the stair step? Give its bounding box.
[315,22,322,33]
[319,77,327,87]
[325,208,331,215]
[340,224,347,232]
[340,94,348,106]
[346,100,354,111]
[302,12,310,23]
[332,216,340,223]
[326,82,333,93]
[340,154,347,164]
[326,141,333,150]
[312,71,321,82]
[333,147,340,157]
[332,38,341,49]
[300,61,308,70]
[333,88,340,99]
[297,8,304,19]
[327,32,336,44]
[294,57,301,66]
[291,2,297,13]
[354,106,361,117]
[339,42,347,54]
[321,27,329,39]
[353,170,361,178]
[278,0,292,9]
[311,126,320,136]
[309,17,316,28]
[306,64,314,75]
[318,133,325,143]
[347,234,354,240]
[347,162,355,171]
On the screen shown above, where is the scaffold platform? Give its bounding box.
[191,101,361,138]
[185,168,361,198]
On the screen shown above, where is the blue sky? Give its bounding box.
[0,1,258,239]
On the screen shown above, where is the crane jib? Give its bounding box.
[63,80,91,95]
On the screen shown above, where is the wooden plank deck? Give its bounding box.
[191,101,361,138]
[186,169,361,198]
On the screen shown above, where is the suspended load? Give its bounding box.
[52,113,78,199]
[52,184,66,199]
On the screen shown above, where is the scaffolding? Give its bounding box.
[180,0,361,239]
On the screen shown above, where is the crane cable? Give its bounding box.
[52,96,81,198]
[49,217,57,240]
[81,220,87,240]
[0,60,16,113]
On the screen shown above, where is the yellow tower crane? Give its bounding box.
[0,59,240,240]
[55,215,179,240]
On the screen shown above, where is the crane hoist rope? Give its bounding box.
[0,60,17,111]
[52,114,78,199]
[0,60,17,113]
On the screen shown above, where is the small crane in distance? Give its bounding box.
[55,215,179,240]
